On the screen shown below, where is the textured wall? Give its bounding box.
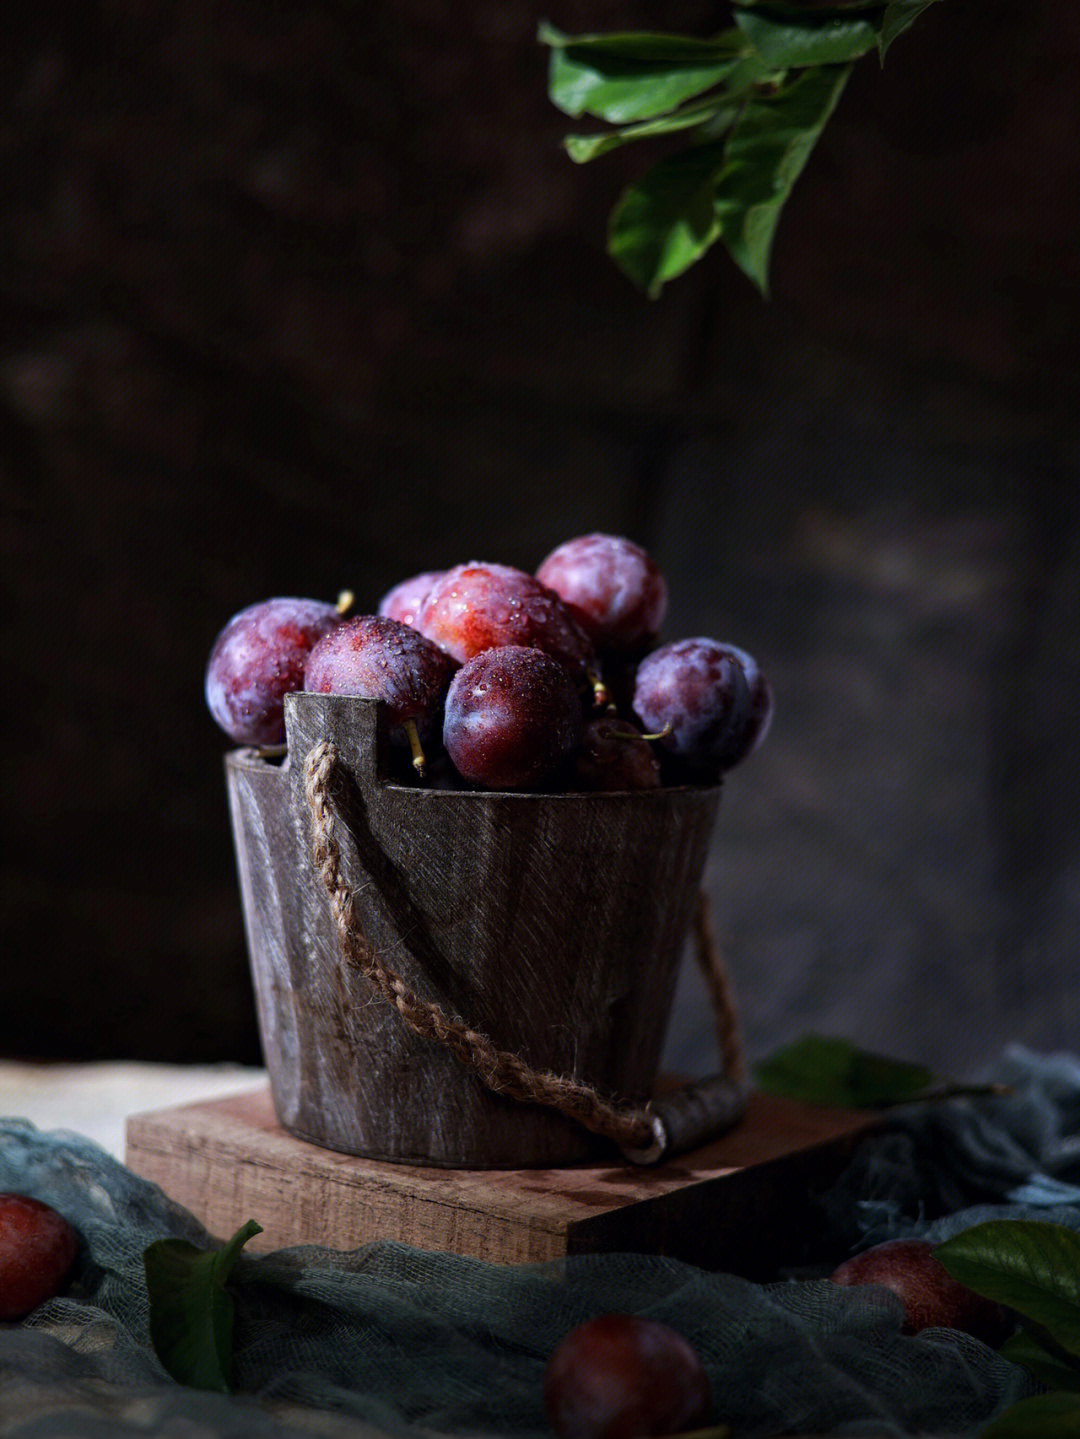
[2,0,1078,1079]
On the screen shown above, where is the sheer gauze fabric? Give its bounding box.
[8,1046,1080,1437]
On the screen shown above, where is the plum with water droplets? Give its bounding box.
[537,534,667,654]
[305,615,457,775]
[443,646,581,790]
[377,570,446,629]
[418,562,595,688]
[205,597,343,746]
[633,638,751,774]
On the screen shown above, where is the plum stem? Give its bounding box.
[404,718,427,778]
[587,668,612,709]
[640,722,674,743]
[607,722,672,744]
[336,590,355,615]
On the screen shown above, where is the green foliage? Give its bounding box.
[608,142,729,297]
[935,1223,1080,1359]
[980,1392,1080,1437]
[143,1219,262,1392]
[541,24,745,123]
[734,10,877,66]
[541,1,943,294]
[754,1033,937,1106]
[711,64,852,292]
[999,1330,1080,1395]
[879,0,945,57]
[932,1221,1080,1436]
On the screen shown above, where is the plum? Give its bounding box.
[715,643,773,763]
[377,569,446,629]
[633,639,750,773]
[205,596,342,746]
[830,1239,1011,1342]
[417,562,596,687]
[0,1193,79,1320]
[537,534,667,654]
[443,646,581,790]
[575,717,661,792]
[305,614,457,775]
[544,1314,713,1439]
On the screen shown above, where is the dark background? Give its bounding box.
[3,0,1078,1078]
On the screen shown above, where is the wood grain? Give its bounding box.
[126,1087,877,1276]
[225,693,721,1168]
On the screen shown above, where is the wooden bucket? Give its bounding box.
[225,691,721,1168]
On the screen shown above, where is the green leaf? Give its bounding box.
[735,9,879,66]
[734,1,883,11]
[564,98,734,164]
[143,1219,262,1392]
[934,1222,1080,1359]
[714,63,852,293]
[539,23,746,65]
[1000,1329,1080,1394]
[608,141,729,296]
[754,1033,935,1106]
[981,1392,1080,1439]
[878,0,944,57]
[541,23,747,122]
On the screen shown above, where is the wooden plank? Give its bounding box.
[126,1087,876,1275]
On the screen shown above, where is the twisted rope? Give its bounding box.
[303,741,745,1150]
[692,890,746,1083]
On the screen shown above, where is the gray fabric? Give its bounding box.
[3,1046,1076,1437]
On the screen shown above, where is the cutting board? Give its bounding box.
[126,1086,876,1278]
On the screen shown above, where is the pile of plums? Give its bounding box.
[205,534,773,791]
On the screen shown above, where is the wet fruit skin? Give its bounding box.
[575,717,661,792]
[0,1194,79,1320]
[377,569,446,629]
[443,646,581,791]
[417,562,595,685]
[716,643,774,762]
[537,534,668,654]
[544,1314,713,1439]
[830,1239,1012,1342]
[205,596,342,746]
[633,639,750,773]
[304,614,457,742]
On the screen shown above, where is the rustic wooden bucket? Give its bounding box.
[225,691,721,1168]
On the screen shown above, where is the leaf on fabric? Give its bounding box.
[878,0,944,57]
[540,23,745,123]
[999,1329,1080,1394]
[934,1222,1080,1359]
[980,1391,1080,1438]
[754,1032,935,1106]
[143,1218,262,1392]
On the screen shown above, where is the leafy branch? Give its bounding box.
[541,0,943,296]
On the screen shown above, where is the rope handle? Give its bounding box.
[304,741,747,1162]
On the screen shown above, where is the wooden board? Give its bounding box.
[126,1087,877,1278]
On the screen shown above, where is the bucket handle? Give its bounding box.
[304,741,749,1165]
